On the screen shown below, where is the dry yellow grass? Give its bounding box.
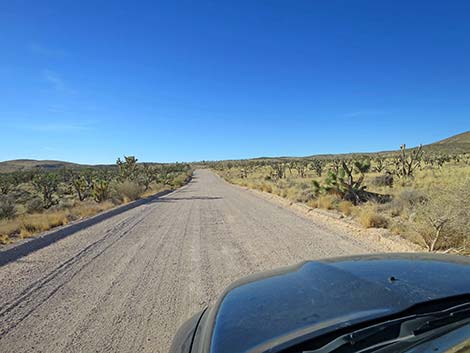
[0,201,114,242]
[19,212,69,238]
[316,195,338,210]
[0,234,11,245]
[359,207,388,228]
[337,200,353,216]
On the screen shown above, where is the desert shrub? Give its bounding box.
[286,187,301,201]
[260,183,273,193]
[359,207,388,228]
[414,180,470,252]
[297,189,316,203]
[307,199,318,208]
[398,189,427,207]
[27,198,45,213]
[171,174,190,188]
[317,195,338,210]
[0,234,11,245]
[384,189,426,219]
[0,196,16,219]
[372,174,393,187]
[338,200,353,216]
[114,181,143,202]
[389,220,407,235]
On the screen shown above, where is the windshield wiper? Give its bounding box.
[303,301,470,353]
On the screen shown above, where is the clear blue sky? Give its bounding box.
[1,1,469,164]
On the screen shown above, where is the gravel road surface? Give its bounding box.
[0,169,383,353]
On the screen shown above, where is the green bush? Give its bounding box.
[27,198,44,213]
[0,196,16,219]
[114,181,143,202]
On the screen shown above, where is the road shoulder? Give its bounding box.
[215,174,422,253]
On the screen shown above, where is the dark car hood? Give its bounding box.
[201,253,470,353]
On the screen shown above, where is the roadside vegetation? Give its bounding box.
[0,157,192,245]
[209,134,470,254]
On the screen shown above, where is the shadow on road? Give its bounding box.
[157,196,223,201]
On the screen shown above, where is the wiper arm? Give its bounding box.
[412,303,470,334]
[303,301,470,353]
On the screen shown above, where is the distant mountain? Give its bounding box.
[253,131,470,162]
[309,131,470,159]
[423,131,470,154]
[0,159,85,173]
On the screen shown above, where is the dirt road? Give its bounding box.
[0,169,384,353]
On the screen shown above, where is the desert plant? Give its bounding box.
[92,179,110,203]
[271,163,285,179]
[294,161,309,178]
[414,181,470,252]
[32,172,59,209]
[0,195,16,219]
[313,161,389,205]
[26,198,44,213]
[139,164,156,191]
[114,181,143,202]
[359,207,388,228]
[372,173,394,187]
[0,174,14,195]
[372,157,386,173]
[70,172,92,201]
[395,144,424,178]
[310,160,325,177]
[316,195,338,210]
[338,200,353,216]
[116,156,139,181]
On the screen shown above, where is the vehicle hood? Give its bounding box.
[202,253,470,353]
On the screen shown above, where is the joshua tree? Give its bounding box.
[271,163,285,179]
[116,156,139,181]
[139,163,157,191]
[32,172,59,209]
[0,174,13,195]
[92,179,110,203]
[70,171,93,201]
[295,161,309,178]
[310,160,325,177]
[395,144,424,177]
[372,157,386,173]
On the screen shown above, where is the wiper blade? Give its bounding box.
[303,301,470,353]
[413,303,470,334]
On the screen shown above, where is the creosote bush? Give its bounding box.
[114,181,143,202]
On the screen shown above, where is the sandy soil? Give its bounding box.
[0,169,411,353]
